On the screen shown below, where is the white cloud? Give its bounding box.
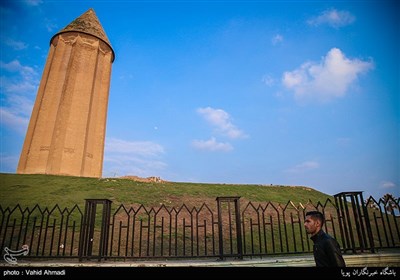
[104,137,166,178]
[282,48,373,102]
[271,34,283,45]
[192,137,233,152]
[0,60,38,95]
[0,59,38,134]
[44,18,58,32]
[105,138,164,156]
[1,79,37,94]
[380,181,396,189]
[103,154,167,178]
[0,107,29,134]
[286,161,320,173]
[0,60,36,77]
[25,0,43,6]
[4,38,28,50]
[197,107,247,139]
[262,74,275,86]
[307,8,355,28]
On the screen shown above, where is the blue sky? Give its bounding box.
[1,0,398,199]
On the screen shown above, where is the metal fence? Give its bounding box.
[1,192,399,261]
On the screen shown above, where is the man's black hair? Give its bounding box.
[306,211,325,227]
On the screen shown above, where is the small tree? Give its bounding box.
[382,193,399,213]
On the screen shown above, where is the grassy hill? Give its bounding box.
[0,173,333,209]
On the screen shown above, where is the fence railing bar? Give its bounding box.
[282,211,289,253]
[256,211,262,254]
[183,218,186,256]
[290,213,296,252]
[227,202,233,255]
[138,219,143,257]
[262,212,267,254]
[70,220,76,256]
[161,217,164,256]
[16,215,25,251]
[383,207,395,247]
[297,212,304,252]
[372,212,382,247]
[9,219,17,249]
[250,218,254,255]
[152,215,157,257]
[49,218,56,256]
[131,215,136,257]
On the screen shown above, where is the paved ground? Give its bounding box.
[1,251,399,279]
[1,249,399,267]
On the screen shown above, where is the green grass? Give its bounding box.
[0,173,333,209]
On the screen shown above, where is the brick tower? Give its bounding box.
[17,8,115,178]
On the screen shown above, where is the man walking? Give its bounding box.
[304,211,346,267]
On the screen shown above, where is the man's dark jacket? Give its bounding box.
[310,229,346,267]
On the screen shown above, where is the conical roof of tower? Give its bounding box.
[51,8,115,61]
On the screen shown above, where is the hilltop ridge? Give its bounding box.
[0,173,332,209]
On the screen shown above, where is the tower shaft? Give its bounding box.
[17,9,114,178]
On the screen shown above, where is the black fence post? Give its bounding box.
[234,198,243,260]
[217,197,224,260]
[78,199,112,261]
[216,196,242,260]
[99,199,112,259]
[359,192,375,253]
[334,192,375,253]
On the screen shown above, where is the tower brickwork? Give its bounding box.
[17,8,114,178]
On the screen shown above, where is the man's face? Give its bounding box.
[304,215,319,236]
